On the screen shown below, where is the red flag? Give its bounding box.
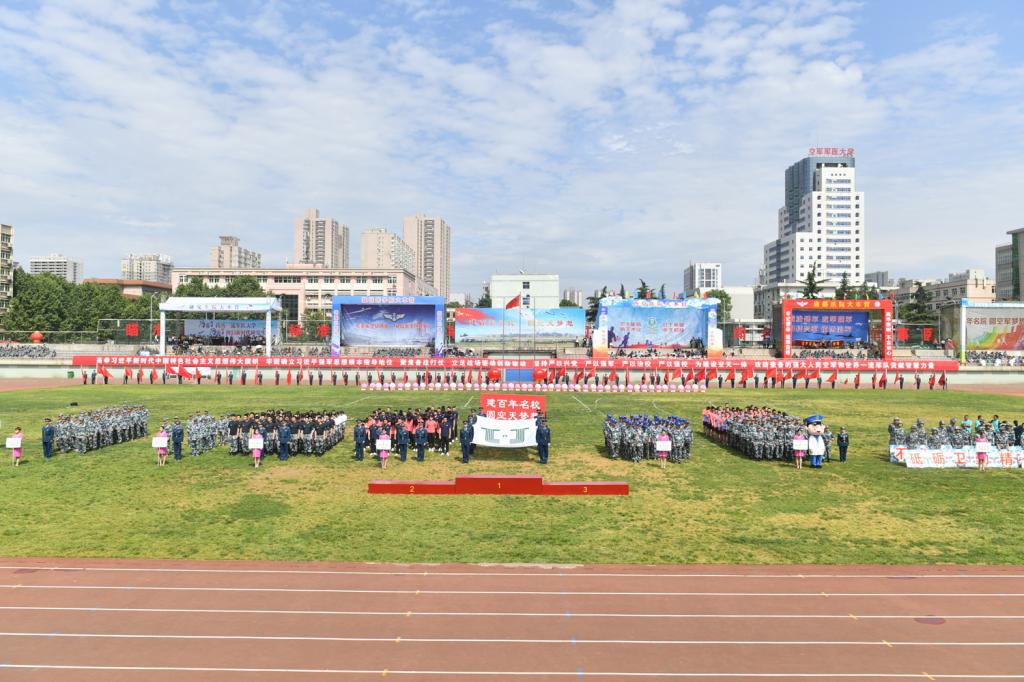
[150,369,158,383]
[696,368,705,383]
[178,366,193,380]
[880,371,887,388]
[795,368,806,380]
[505,294,521,310]
[587,367,596,380]
[826,370,838,383]
[671,367,682,379]
[641,372,648,384]
[609,369,618,382]
[663,370,671,384]
[939,372,947,386]
[403,371,409,383]
[165,366,177,376]
[558,367,566,378]
[766,367,777,379]
[98,366,111,379]
[297,369,303,384]
[726,368,735,381]
[547,368,557,383]
[685,368,694,384]
[624,369,629,385]
[286,370,292,385]
[708,368,718,381]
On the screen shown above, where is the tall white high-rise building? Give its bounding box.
[210,236,261,269]
[562,288,584,306]
[760,148,865,287]
[294,208,349,268]
[121,253,174,284]
[0,224,13,312]
[360,228,414,272]
[403,213,451,300]
[683,262,722,297]
[29,254,84,283]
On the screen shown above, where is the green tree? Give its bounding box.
[799,263,821,299]
[585,286,608,324]
[476,290,492,308]
[618,283,626,298]
[900,281,937,323]
[174,276,213,298]
[222,276,264,297]
[636,279,651,299]
[559,299,577,307]
[2,271,72,334]
[704,288,733,321]
[658,284,666,300]
[835,272,851,300]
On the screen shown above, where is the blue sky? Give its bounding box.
[1,0,1023,298]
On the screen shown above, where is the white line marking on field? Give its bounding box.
[569,394,592,412]
[1,632,1022,647]
[462,395,474,408]
[1,566,1019,579]
[0,664,1021,678]
[0,606,1021,620]
[1,585,1020,597]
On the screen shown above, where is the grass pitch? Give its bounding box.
[1,384,1022,565]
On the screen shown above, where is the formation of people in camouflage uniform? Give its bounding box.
[225,411,347,458]
[703,405,833,462]
[49,405,150,454]
[603,415,692,463]
[889,415,1020,451]
[185,412,225,456]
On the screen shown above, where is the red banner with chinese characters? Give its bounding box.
[71,355,960,372]
[481,394,547,421]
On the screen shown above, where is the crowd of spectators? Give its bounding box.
[964,351,1024,367]
[793,348,869,360]
[441,347,475,357]
[0,343,57,359]
[373,347,427,358]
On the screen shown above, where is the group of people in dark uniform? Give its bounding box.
[703,404,849,463]
[225,411,348,459]
[603,415,692,463]
[350,406,475,463]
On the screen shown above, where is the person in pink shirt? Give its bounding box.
[656,431,671,469]
[792,431,807,469]
[10,427,23,467]
[378,432,392,470]
[154,424,169,467]
[976,433,989,472]
[425,418,438,451]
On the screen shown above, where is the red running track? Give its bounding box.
[0,559,1022,680]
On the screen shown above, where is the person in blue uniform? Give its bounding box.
[353,420,367,461]
[836,427,849,463]
[368,421,380,460]
[414,422,428,461]
[465,412,477,455]
[170,417,184,461]
[41,418,54,459]
[459,423,473,463]
[438,418,451,456]
[396,423,409,462]
[278,421,291,460]
[536,419,551,464]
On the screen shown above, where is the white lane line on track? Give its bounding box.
[1,632,1022,647]
[2,566,1019,579]
[2,585,1022,597]
[1,606,1022,620]
[0,665,1021,678]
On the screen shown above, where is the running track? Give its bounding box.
[0,559,1022,680]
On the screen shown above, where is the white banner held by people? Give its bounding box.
[472,416,537,448]
[890,446,1024,469]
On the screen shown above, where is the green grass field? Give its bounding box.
[1,384,1022,565]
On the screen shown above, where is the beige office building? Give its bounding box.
[29,253,84,283]
[172,264,434,320]
[360,228,414,272]
[210,236,261,269]
[403,213,451,301]
[294,209,349,268]
[121,253,174,285]
[0,224,12,312]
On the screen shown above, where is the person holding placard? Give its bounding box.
[250,429,264,468]
[656,431,670,469]
[976,432,989,472]
[792,430,807,469]
[377,432,392,470]
[154,424,169,467]
[9,427,23,466]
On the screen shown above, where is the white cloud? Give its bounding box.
[0,0,1021,298]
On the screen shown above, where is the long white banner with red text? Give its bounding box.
[72,355,960,372]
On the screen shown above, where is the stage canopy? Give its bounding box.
[157,297,283,356]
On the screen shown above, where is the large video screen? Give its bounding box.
[791,310,868,344]
[964,306,1024,350]
[453,307,585,343]
[598,299,714,348]
[331,296,444,353]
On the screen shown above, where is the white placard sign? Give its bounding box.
[248,437,264,450]
[376,438,392,451]
[6,438,22,449]
[656,440,671,452]
[151,437,169,448]
[792,438,808,451]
